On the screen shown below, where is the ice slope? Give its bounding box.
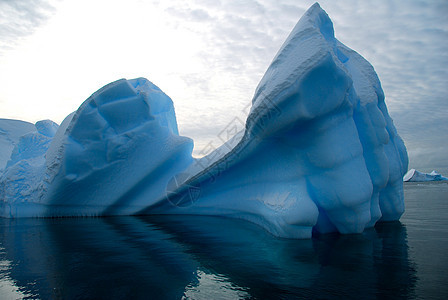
[0,3,408,239]
[403,169,448,182]
[147,3,408,238]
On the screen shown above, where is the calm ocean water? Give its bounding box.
[1,182,447,299]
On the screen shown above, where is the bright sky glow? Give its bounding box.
[1,0,447,170]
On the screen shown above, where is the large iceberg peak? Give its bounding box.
[151,3,408,238]
[298,3,335,41]
[248,2,347,139]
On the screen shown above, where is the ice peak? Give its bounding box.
[302,2,335,42]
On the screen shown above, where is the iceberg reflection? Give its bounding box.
[0,216,416,298]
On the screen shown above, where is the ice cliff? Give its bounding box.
[0,3,408,238]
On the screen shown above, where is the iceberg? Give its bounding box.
[0,3,408,238]
[403,169,448,182]
[1,78,193,217]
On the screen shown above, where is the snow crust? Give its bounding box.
[0,3,408,238]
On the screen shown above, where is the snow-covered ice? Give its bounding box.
[403,169,448,182]
[0,3,408,238]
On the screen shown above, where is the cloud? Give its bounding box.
[0,0,58,55]
[0,0,446,168]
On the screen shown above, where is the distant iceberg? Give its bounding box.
[0,3,408,238]
[403,169,448,182]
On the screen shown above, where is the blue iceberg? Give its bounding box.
[1,78,193,218]
[403,169,448,182]
[0,3,408,238]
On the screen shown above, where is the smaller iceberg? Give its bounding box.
[0,120,59,214]
[0,119,36,171]
[1,78,193,218]
[403,169,448,182]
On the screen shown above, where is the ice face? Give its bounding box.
[0,4,408,238]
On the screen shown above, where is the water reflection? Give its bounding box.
[0,216,417,299]
[147,216,417,299]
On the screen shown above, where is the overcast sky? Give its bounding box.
[0,0,447,171]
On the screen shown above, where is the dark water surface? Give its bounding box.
[1,183,447,299]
